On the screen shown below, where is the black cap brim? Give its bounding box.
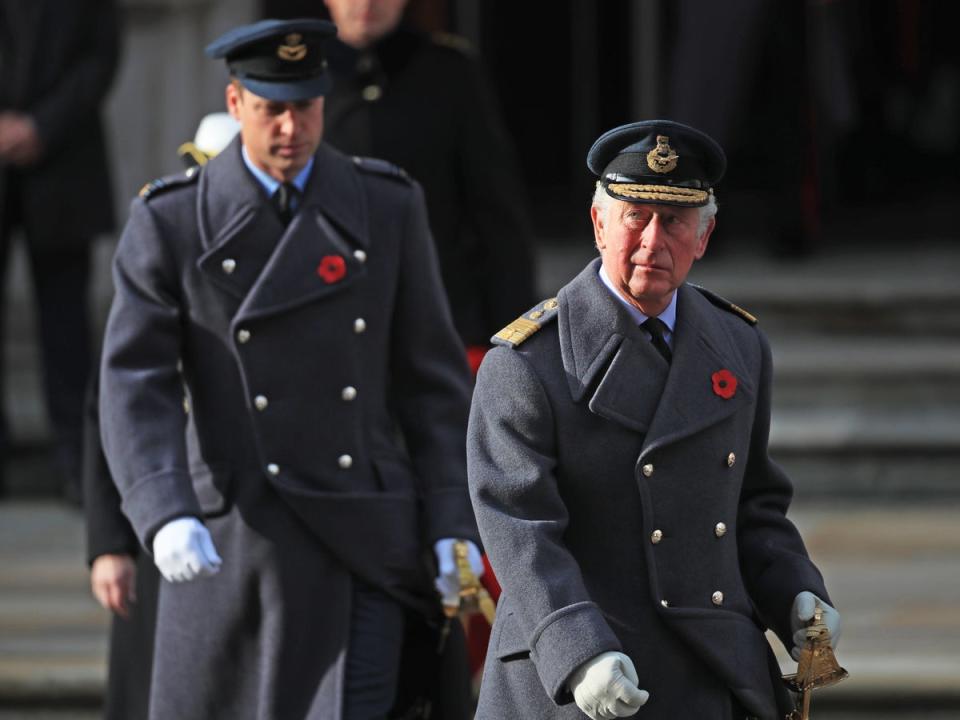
[237,73,331,102]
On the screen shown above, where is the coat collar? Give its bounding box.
[558,260,755,444]
[196,140,370,321]
[641,283,756,453]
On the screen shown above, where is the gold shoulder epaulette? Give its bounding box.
[138,166,200,201]
[492,298,559,348]
[176,141,213,168]
[690,284,758,325]
[352,156,411,184]
[431,31,473,55]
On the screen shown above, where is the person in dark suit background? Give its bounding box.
[318,0,537,372]
[98,19,481,719]
[467,120,842,719]
[0,0,118,500]
[666,0,813,257]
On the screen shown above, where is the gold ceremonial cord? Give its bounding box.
[442,540,496,626]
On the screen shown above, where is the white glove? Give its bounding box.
[433,538,483,608]
[790,591,842,660]
[152,516,222,583]
[570,651,649,719]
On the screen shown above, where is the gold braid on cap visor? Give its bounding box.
[607,182,708,206]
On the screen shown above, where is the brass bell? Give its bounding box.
[782,603,849,720]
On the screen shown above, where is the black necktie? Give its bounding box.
[272,182,299,226]
[642,317,672,364]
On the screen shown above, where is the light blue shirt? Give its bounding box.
[241,146,313,210]
[598,265,678,348]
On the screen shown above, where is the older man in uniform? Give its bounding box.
[99,19,479,720]
[467,120,842,719]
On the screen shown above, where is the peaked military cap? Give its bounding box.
[587,120,726,207]
[205,19,337,102]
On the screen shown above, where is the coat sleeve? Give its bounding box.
[99,199,201,549]
[738,329,830,648]
[467,346,621,704]
[30,0,119,156]
[83,362,139,563]
[388,181,478,544]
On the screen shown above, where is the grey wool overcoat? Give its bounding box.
[467,259,830,720]
[99,138,477,719]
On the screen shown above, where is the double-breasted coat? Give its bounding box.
[99,138,477,719]
[467,259,830,720]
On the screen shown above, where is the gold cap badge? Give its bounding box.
[277,33,307,62]
[646,135,679,174]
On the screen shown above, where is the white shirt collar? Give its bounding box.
[241,145,313,198]
[598,264,678,342]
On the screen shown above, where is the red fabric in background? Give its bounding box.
[466,345,489,377]
[464,345,499,674]
[466,555,502,674]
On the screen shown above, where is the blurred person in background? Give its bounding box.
[0,0,118,501]
[84,112,239,720]
[667,0,815,258]
[319,0,537,374]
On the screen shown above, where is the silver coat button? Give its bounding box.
[727,452,736,467]
[353,249,367,263]
[362,84,383,102]
[642,463,654,477]
[267,463,279,476]
[237,329,251,344]
[222,258,237,274]
[661,599,670,608]
[338,454,353,469]
[254,395,268,411]
[715,522,727,538]
[341,386,357,402]
[651,529,663,544]
[712,591,724,606]
[354,318,367,334]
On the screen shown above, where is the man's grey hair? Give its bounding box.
[591,182,718,238]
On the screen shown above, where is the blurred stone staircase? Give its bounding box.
[0,503,106,718]
[689,243,960,500]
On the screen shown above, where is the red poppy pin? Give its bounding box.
[317,255,346,284]
[711,369,738,399]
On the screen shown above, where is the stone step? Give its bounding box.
[772,410,960,498]
[769,338,960,411]
[690,244,960,338]
[0,504,107,706]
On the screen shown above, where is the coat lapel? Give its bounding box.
[559,260,669,434]
[642,284,755,454]
[197,141,370,321]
